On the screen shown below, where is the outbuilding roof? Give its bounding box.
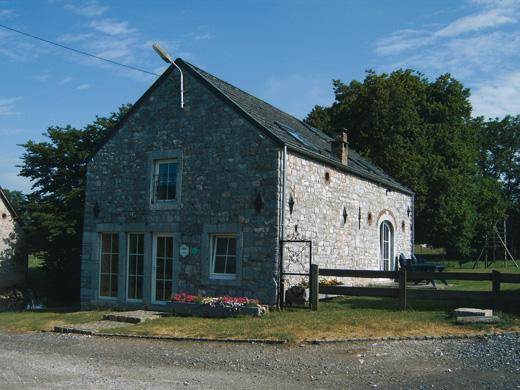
[179,59,413,195]
[0,186,18,219]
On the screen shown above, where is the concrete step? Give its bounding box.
[103,310,165,324]
[453,308,493,318]
[54,320,129,335]
[456,316,500,325]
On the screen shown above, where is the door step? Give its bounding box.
[54,320,129,335]
[103,310,166,324]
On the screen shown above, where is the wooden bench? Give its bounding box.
[398,254,447,288]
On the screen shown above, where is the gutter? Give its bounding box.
[412,193,415,257]
[278,145,287,307]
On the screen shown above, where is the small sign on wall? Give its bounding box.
[180,244,190,258]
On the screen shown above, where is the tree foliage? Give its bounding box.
[306,70,507,257]
[475,115,520,253]
[19,105,131,300]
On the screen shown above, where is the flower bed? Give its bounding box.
[170,294,267,318]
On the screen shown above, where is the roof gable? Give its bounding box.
[0,187,18,219]
[89,58,412,195]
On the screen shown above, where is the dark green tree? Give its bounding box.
[476,115,520,255]
[305,105,332,135]
[19,105,131,301]
[306,70,484,256]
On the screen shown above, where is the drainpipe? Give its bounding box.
[278,145,287,307]
[411,193,415,257]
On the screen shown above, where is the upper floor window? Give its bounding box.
[147,150,182,209]
[153,159,178,202]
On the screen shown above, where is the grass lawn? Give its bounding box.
[443,261,520,292]
[98,261,520,342]
[95,297,520,342]
[0,309,107,332]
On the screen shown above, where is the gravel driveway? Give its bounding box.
[0,331,518,389]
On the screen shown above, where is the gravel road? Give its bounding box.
[0,331,519,389]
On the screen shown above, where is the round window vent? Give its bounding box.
[1,213,7,219]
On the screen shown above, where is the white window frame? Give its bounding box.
[98,232,119,299]
[126,233,145,302]
[147,150,183,210]
[210,234,238,280]
[151,233,175,304]
[152,159,178,203]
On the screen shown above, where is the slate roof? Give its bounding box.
[0,186,18,219]
[179,59,413,195]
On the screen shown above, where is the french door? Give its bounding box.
[127,233,145,301]
[152,234,174,304]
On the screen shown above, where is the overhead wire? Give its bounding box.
[0,23,160,76]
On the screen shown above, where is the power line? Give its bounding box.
[0,23,160,76]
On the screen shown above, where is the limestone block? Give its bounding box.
[453,308,493,317]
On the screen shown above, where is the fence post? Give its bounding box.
[399,267,407,311]
[492,270,501,309]
[311,264,319,311]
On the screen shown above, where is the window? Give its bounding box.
[210,235,237,279]
[99,233,119,298]
[127,233,144,301]
[380,221,394,271]
[152,160,178,202]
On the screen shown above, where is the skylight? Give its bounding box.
[275,122,312,148]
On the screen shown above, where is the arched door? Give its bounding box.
[380,221,394,271]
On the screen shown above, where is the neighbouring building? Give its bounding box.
[80,59,414,309]
[0,187,24,288]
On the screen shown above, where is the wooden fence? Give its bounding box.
[309,264,520,311]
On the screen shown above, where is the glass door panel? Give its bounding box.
[153,235,174,303]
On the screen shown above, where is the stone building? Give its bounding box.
[0,187,24,288]
[81,59,413,309]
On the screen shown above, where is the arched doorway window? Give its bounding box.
[380,221,394,271]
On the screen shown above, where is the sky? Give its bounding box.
[1,0,520,192]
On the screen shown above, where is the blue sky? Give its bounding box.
[1,0,520,192]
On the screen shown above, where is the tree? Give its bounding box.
[305,105,332,135]
[19,105,131,301]
[476,115,520,256]
[306,70,487,256]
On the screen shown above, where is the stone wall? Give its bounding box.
[0,200,23,288]
[283,152,413,285]
[81,67,282,308]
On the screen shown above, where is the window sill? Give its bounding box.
[210,274,237,281]
[207,275,242,287]
[149,201,182,210]
[98,295,118,300]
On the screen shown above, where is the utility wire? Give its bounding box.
[0,23,160,76]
